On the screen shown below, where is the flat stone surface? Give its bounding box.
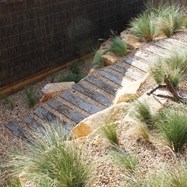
[125,57,149,72]
[72,83,112,107]
[47,99,86,124]
[135,51,155,62]
[5,121,27,139]
[166,38,187,47]
[34,106,58,122]
[23,115,43,132]
[60,91,101,114]
[85,75,118,96]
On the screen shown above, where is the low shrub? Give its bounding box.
[91,51,105,68]
[7,122,90,187]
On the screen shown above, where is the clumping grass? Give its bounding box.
[150,49,187,88]
[58,71,84,83]
[106,36,128,56]
[7,122,90,187]
[101,122,119,146]
[112,147,138,172]
[182,16,187,28]
[157,109,187,152]
[129,13,156,41]
[91,50,105,68]
[135,101,155,130]
[129,3,186,40]
[68,62,81,75]
[24,87,39,108]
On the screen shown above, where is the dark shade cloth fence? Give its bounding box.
[0,0,143,88]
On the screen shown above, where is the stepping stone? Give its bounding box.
[85,75,118,96]
[5,121,27,140]
[72,83,112,107]
[125,57,149,72]
[166,38,187,48]
[60,91,101,114]
[34,106,58,122]
[47,99,86,124]
[23,115,43,132]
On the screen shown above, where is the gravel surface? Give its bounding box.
[0,31,186,186]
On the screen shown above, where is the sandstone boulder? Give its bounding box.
[120,30,141,49]
[40,82,75,102]
[102,52,118,66]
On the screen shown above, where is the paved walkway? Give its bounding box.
[5,38,187,140]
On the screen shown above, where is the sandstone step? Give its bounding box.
[5,121,27,140]
[85,75,118,96]
[34,106,58,122]
[47,99,86,124]
[72,83,112,107]
[60,91,101,114]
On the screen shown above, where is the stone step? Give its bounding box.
[72,83,112,107]
[124,57,149,72]
[47,99,86,124]
[60,91,102,114]
[5,121,27,140]
[33,106,59,122]
[85,75,118,96]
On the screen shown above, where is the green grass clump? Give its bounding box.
[150,49,187,88]
[101,122,119,146]
[182,16,187,28]
[135,101,155,129]
[106,37,128,56]
[157,109,187,152]
[7,122,90,187]
[129,13,156,41]
[24,87,39,108]
[112,148,137,172]
[58,71,84,83]
[129,3,186,40]
[91,51,105,68]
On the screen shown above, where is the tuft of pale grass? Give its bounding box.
[106,36,128,56]
[157,109,187,152]
[101,122,119,146]
[112,147,138,172]
[7,122,90,187]
[91,50,105,68]
[129,13,156,41]
[150,48,187,88]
